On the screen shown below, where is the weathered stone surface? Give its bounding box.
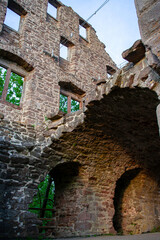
[0,0,117,127]
[0,0,160,239]
[156,104,160,135]
[46,87,160,237]
[138,67,151,81]
[135,0,160,58]
[146,48,160,74]
[134,0,156,15]
[0,112,4,119]
[46,110,64,121]
[48,118,64,129]
[122,40,145,64]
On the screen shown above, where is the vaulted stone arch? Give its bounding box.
[39,86,160,237]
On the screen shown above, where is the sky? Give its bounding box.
[61,0,141,66]
[4,0,141,66]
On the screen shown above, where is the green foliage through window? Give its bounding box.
[59,93,80,113]
[59,94,67,113]
[29,175,55,226]
[71,99,79,112]
[6,72,24,106]
[0,66,24,106]
[0,66,7,97]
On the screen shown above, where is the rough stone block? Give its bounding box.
[122,40,145,64]
[138,67,151,81]
[48,118,64,129]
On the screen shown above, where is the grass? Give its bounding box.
[150,226,160,233]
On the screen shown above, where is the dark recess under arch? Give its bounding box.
[113,168,142,233]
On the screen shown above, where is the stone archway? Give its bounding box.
[43,86,160,238]
[113,168,160,235]
[45,161,81,238]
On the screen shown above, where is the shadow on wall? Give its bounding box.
[113,168,160,235]
[113,168,142,234]
[50,161,80,187]
[40,86,160,237]
[85,87,160,171]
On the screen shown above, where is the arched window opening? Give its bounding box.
[29,175,55,232]
[29,162,80,235]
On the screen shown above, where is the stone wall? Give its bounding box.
[0,0,116,128]
[1,83,160,238]
[43,86,160,238]
[113,169,160,235]
[134,0,160,58]
[1,0,160,239]
[0,113,47,237]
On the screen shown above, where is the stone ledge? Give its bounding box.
[122,40,145,64]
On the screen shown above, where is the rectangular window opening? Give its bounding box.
[47,1,57,19]
[0,66,7,97]
[79,25,87,39]
[6,71,24,106]
[59,37,74,62]
[4,8,21,31]
[59,94,68,113]
[60,43,68,60]
[59,82,85,114]
[79,19,89,40]
[71,99,80,113]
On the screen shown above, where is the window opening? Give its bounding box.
[60,43,68,60]
[79,25,87,39]
[6,71,24,105]
[79,19,89,40]
[59,82,85,114]
[71,99,80,112]
[29,175,55,232]
[107,72,112,78]
[106,65,116,78]
[4,0,27,32]
[0,66,7,97]
[0,65,24,106]
[47,1,57,19]
[60,37,74,62]
[4,8,21,31]
[59,93,68,113]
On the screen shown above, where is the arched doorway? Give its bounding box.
[48,161,81,237]
[113,168,160,235]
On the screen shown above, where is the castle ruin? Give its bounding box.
[0,0,160,238]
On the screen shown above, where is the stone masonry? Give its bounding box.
[0,0,117,126]
[0,0,160,239]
